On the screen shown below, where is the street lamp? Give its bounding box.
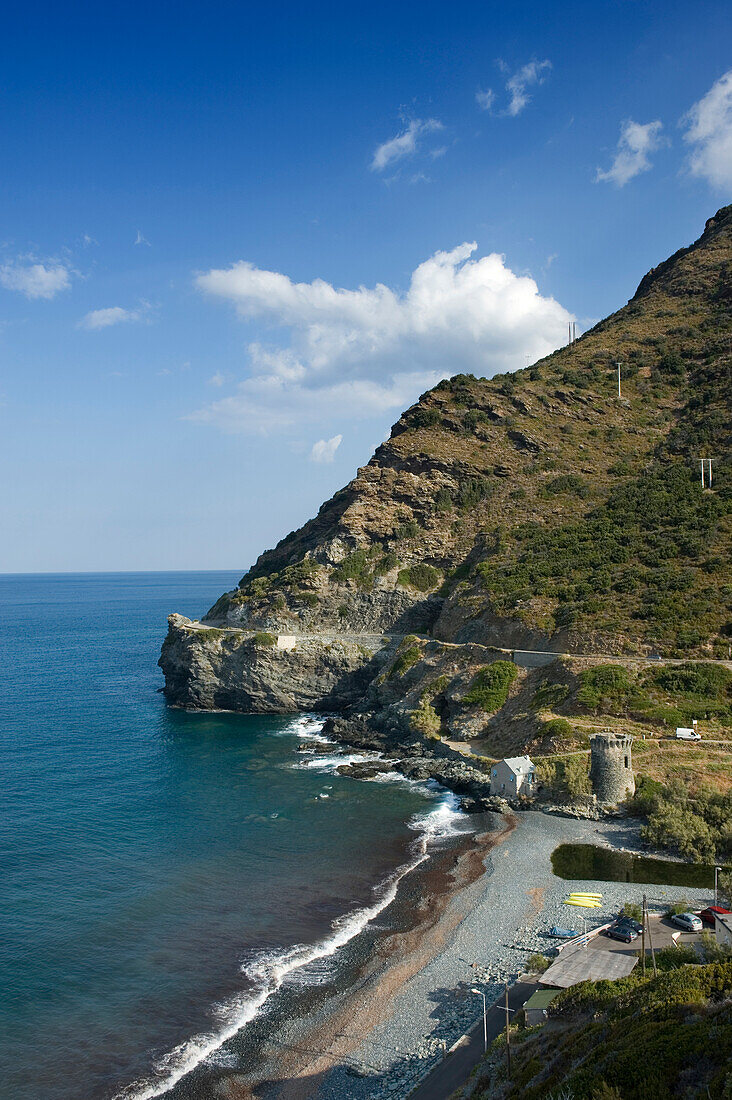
[471,988,487,1052]
[715,866,722,905]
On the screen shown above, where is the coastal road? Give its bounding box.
[181,620,732,669]
[407,979,538,1100]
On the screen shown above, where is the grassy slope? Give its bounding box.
[471,958,732,1100]
[212,206,732,657]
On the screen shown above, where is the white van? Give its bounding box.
[676,726,701,741]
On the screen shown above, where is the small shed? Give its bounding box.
[523,988,560,1027]
[714,912,732,948]
[489,755,536,798]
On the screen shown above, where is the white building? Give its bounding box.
[714,911,732,949]
[490,755,536,798]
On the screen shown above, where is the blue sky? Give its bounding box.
[1,0,730,572]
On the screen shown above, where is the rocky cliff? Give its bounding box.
[160,207,732,744]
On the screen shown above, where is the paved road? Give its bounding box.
[407,980,538,1100]
[184,620,732,669]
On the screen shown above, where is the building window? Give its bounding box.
[624,756,629,768]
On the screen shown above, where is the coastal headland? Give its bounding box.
[157,207,732,1096]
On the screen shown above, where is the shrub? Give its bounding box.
[621,902,643,922]
[331,549,374,587]
[563,755,592,798]
[542,717,573,739]
[456,477,492,509]
[197,628,224,642]
[410,695,441,737]
[544,473,589,498]
[526,953,551,974]
[296,592,319,607]
[577,665,633,710]
[252,632,277,647]
[397,563,441,592]
[434,487,454,512]
[394,518,420,540]
[389,638,422,679]
[410,406,441,429]
[463,661,517,712]
[666,898,693,917]
[374,551,399,576]
[532,681,570,710]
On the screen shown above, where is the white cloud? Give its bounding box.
[135,230,151,246]
[78,305,146,330]
[479,60,551,117]
[371,118,444,172]
[208,371,225,387]
[505,59,552,116]
[191,244,572,434]
[596,119,665,186]
[475,88,495,112]
[0,259,72,300]
[310,434,343,463]
[682,69,732,189]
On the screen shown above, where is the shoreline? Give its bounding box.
[203,810,714,1100]
[126,725,716,1100]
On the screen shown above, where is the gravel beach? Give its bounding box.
[236,809,714,1100]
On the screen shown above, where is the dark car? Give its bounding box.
[616,916,643,934]
[605,921,640,943]
[699,906,731,926]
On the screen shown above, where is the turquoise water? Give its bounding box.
[0,573,444,1100]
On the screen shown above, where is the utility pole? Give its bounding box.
[617,362,622,398]
[471,988,488,1053]
[645,894,657,976]
[641,898,646,977]
[715,866,721,905]
[504,982,512,1079]
[700,458,713,488]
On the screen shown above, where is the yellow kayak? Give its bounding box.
[564,899,602,908]
[568,894,602,900]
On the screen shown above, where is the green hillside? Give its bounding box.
[471,957,732,1100]
[209,206,732,658]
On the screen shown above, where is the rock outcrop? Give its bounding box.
[159,615,390,712]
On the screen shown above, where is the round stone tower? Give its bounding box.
[589,731,635,805]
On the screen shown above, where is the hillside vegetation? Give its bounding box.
[204,206,732,658]
[471,958,732,1100]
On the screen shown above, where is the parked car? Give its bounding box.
[670,912,703,932]
[699,906,731,926]
[605,921,639,943]
[616,916,643,934]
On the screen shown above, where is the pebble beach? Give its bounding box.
[233,808,714,1100]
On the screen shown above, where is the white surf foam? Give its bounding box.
[115,782,468,1100]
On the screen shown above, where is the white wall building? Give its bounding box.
[490,755,536,797]
[714,911,732,948]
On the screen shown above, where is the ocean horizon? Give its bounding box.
[0,571,459,1099]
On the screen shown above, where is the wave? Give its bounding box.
[115,766,467,1100]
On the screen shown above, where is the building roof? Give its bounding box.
[540,946,638,989]
[501,755,535,775]
[714,912,732,934]
[524,988,560,1011]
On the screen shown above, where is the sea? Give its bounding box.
[0,572,465,1100]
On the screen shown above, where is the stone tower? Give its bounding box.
[589,731,635,805]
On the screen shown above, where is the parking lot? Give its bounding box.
[540,913,705,988]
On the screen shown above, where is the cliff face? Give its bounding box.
[160,207,732,721]
[159,615,390,712]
